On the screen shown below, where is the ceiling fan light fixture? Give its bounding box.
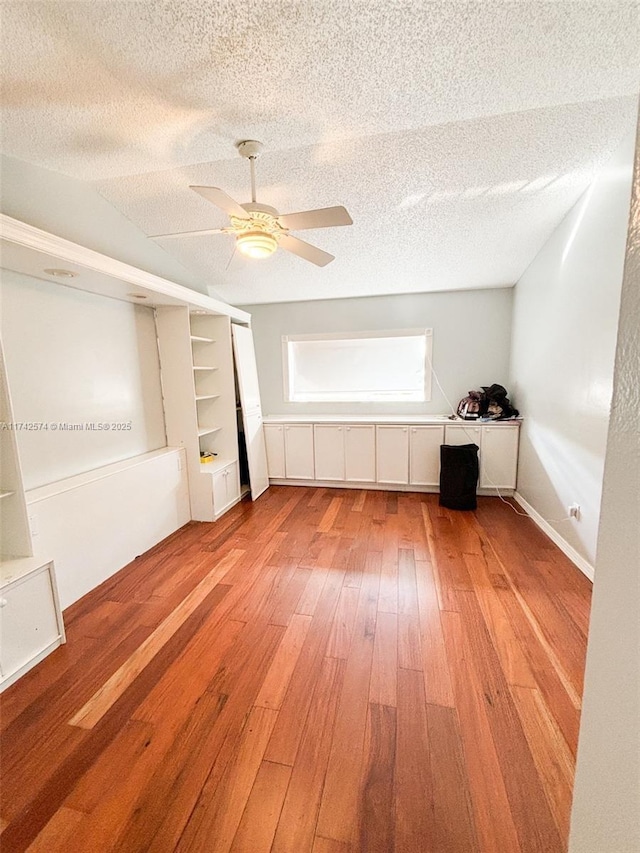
[236,230,278,259]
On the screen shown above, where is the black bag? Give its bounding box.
[439,443,479,510]
[481,384,519,420]
[456,384,519,421]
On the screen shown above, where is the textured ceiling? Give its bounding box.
[1,1,639,304]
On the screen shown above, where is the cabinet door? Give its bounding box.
[444,424,482,448]
[345,426,376,483]
[264,425,286,478]
[409,426,444,486]
[0,569,60,678]
[376,426,409,485]
[212,466,229,513]
[213,462,240,514]
[244,412,269,499]
[224,461,241,504]
[284,425,315,479]
[480,425,519,489]
[232,325,269,500]
[314,425,345,481]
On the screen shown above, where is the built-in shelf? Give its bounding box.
[0,490,16,500]
[156,308,240,522]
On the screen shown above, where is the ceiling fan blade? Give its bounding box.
[278,205,353,231]
[189,186,250,219]
[278,234,335,267]
[149,227,229,239]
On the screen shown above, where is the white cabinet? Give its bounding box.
[314,425,345,481]
[480,424,520,489]
[263,419,519,494]
[345,425,376,483]
[0,558,65,692]
[444,423,482,447]
[264,425,286,479]
[284,425,315,480]
[376,425,409,485]
[212,461,240,516]
[409,425,444,486]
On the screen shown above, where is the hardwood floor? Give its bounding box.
[0,487,592,852]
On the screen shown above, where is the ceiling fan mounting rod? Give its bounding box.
[249,156,257,203]
[237,140,264,205]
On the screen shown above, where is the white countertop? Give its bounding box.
[263,414,521,426]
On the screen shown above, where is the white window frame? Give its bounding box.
[282,328,433,403]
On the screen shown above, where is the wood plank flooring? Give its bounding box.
[0,487,592,852]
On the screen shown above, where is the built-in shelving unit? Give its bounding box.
[0,213,252,691]
[0,341,66,692]
[0,341,32,560]
[155,307,240,521]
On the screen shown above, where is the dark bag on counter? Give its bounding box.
[457,384,519,421]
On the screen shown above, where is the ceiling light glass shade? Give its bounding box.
[236,230,277,259]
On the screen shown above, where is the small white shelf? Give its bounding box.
[195,394,220,401]
[0,490,16,500]
[190,335,216,343]
[193,365,219,372]
[198,426,222,437]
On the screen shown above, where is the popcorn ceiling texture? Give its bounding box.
[1,1,639,303]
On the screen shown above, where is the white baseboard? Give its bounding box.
[514,492,594,581]
[268,479,513,497]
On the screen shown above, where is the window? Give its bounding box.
[282,329,432,403]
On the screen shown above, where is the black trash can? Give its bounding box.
[439,443,479,510]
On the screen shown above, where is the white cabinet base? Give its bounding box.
[265,418,519,497]
[1,557,65,692]
[209,460,241,519]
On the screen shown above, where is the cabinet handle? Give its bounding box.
[337,427,342,431]
[403,428,407,432]
[346,427,351,431]
[0,598,7,608]
[411,428,416,433]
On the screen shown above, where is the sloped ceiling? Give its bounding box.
[1,1,639,304]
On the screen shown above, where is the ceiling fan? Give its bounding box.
[151,140,353,267]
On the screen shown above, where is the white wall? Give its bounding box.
[0,153,214,296]
[509,131,635,571]
[243,288,513,417]
[569,110,640,853]
[0,269,166,489]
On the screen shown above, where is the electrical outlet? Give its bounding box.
[569,504,581,520]
[28,513,39,536]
